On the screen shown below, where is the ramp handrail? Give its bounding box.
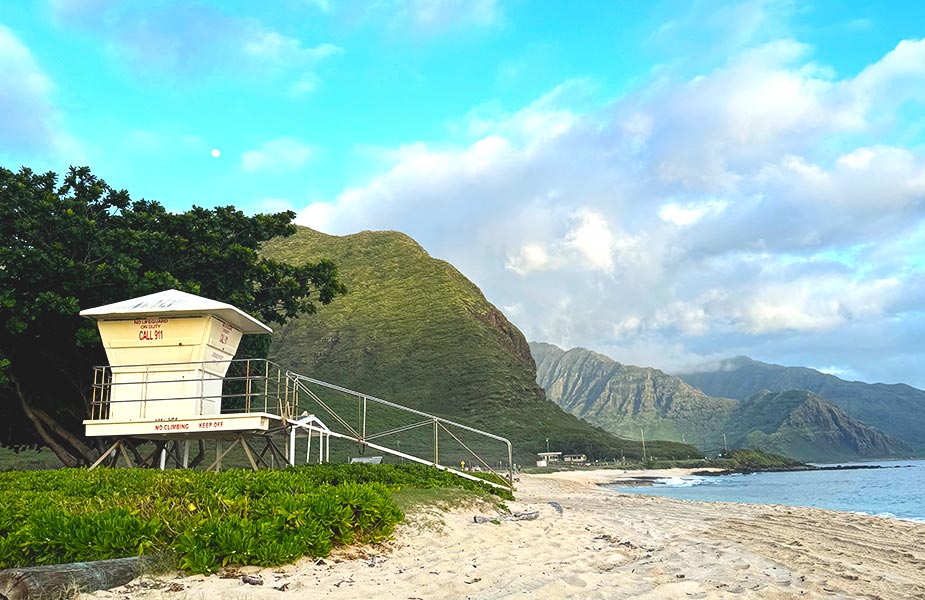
[85,358,515,491]
[288,372,514,491]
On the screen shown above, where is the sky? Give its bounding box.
[2,0,924,387]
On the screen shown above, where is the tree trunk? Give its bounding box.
[122,439,144,466]
[9,374,97,467]
[188,439,206,469]
[32,407,96,464]
[11,376,78,468]
[0,557,155,600]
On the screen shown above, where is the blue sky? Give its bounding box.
[2,0,925,387]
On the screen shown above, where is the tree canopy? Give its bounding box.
[0,166,347,466]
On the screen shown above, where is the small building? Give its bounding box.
[563,453,587,463]
[536,451,562,467]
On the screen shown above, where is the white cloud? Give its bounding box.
[304,0,332,13]
[739,277,901,334]
[562,211,616,273]
[295,34,925,387]
[836,148,875,170]
[242,33,341,64]
[0,25,78,159]
[51,3,341,87]
[300,200,336,231]
[241,138,314,173]
[659,200,728,227]
[506,243,549,275]
[291,73,321,96]
[387,0,502,34]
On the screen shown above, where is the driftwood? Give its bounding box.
[0,556,155,600]
[473,511,539,524]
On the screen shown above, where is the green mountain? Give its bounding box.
[262,227,698,463]
[727,390,909,463]
[532,343,909,461]
[678,356,925,453]
[532,342,736,444]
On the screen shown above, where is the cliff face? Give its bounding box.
[533,343,911,461]
[730,390,910,462]
[532,342,736,443]
[678,357,925,452]
[261,227,698,461]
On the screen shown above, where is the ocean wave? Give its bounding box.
[652,476,707,488]
[852,510,925,524]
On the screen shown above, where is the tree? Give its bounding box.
[0,166,347,466]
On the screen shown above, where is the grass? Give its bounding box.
[0,464,508,574]
[392,486,504,513]
[262,227,699,464]
[0,446,62,470]
[521,450,805,473]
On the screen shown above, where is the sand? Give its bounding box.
[85,469,925,600]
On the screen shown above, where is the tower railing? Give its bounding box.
[88,359,296,420]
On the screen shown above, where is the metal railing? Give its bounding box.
[289,373,514,491]
[87,359,514,491]
[89,359,297,420]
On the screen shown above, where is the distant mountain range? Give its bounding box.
[262,227,699,463]
[531,342,736,444]
[532,343,912,462]
[725,390,908,461]
[678,356,925,454]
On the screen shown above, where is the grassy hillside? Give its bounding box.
[728,390,910,462]
[678,356,925,453]
[263,227,698,463]
[532,342,736,446]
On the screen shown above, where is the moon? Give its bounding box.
[210,148,221,158]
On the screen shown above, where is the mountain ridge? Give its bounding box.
[728,390,909,462]
[261,227,699,462]
[532,342,736,444]
[678,356,925,452]
[532,342,910,461]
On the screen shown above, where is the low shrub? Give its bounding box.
[0,463,507,574]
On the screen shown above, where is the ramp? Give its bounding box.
[287,373,514,490]
[87,358,514,491]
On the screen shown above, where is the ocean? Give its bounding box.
[609,459,925,523]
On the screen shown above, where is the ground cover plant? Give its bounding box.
[0,464,511,574]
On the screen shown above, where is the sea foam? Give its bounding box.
[653,476,706,488]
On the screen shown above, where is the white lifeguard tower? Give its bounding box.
[76,289,513,492]
[80,289,325,470]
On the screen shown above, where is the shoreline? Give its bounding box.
[83,468,925,599]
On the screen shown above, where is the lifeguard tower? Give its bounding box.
[79,289,514,491]
[81,289,330,470]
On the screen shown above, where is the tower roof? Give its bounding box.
[79,289,272,334]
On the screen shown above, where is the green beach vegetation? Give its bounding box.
[0,464,511,574]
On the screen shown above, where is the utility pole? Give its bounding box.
[546,438,550,453]
[640,428,647,463]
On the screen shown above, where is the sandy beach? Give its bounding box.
[85,469,925,600]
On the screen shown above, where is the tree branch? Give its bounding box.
[32,406,97,464]
[10,375,78,468]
